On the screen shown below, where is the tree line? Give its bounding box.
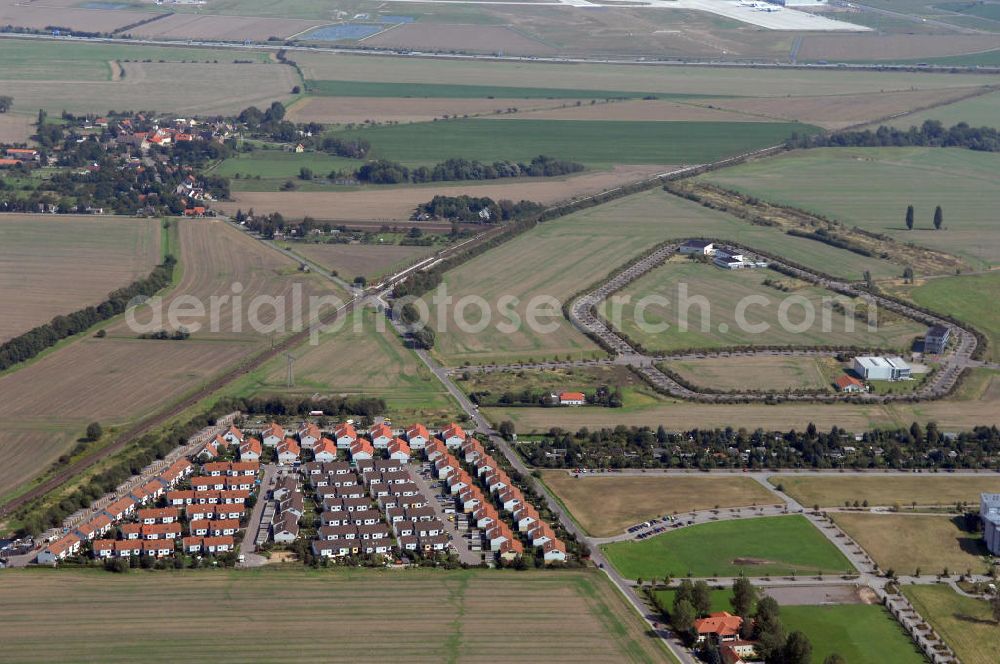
[788,120,1000,152]
[0,256,176,371]
[355,155,585,185]
[413,195,545,223]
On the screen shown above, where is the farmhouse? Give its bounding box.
[852,356,911,381]
[694,612,744,645]
[924,324,950,355]
[680,240,715,256]
[558,391,586,406]
[835,375,866,393]
[980,493,1000,555]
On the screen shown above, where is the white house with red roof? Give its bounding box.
[558,391,585,406]
[261,422,284,447]
[406,423,429,449]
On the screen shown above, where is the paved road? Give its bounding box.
[239,463,277,560]
[410,461,482,565]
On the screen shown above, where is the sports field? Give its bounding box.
[700,147,1000,268]
[332,119,814,168]
[602,515,854,579]
[608,261,923,353]
[780,604,927,664]
[770,474,1000,508]
[661,355,834,392]
[903,584,997,664]
[0,215,160,342]
[542,471,779,537]
[0,568,673,663]
[910,272,1000,362]
[832,513,989,576]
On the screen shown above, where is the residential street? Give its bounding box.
[238,463,277,562]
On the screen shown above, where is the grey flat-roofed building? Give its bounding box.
[852,356,911,381]
[925,325,950,355]
[981,493,1000,554]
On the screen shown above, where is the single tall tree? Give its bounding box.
[0,95,12,113]
[731,575,756,616]
[905,205,915,230]
[783,631,814,664]
[692,580,712,616]
[934,205,944,230]
[671,598,696,633]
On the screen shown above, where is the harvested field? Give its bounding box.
[699,87,988,129]
[286,96,583,124]
[230,306,458,423]
[483,98,770,122]
[360,23,557,56]
[832,512,990,575]
[0,0,152,32]
[0,215,160,342]
[0,427,75,504]
[216,165,674,220]
[769,474,1000,508]
[661,355,833,392]
[0,220,338,498]
[0,113,35,142]
[292,242,433,281]
[542,470,778,537]
[798,33,1000,62]
[131,14,324,41]
[0,61,295,115]
[0,568,672,663]
[904,584,997,664]
[295,53,1000,97]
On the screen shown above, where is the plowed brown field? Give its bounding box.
[286,96,582,124]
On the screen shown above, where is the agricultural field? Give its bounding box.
[285,96,587,125]
[0,220,339,499]
[330,119,815,169]
[780,604,927,664]
[217,165,670,219]
[129,13,322,41]
[769,474,1000,508]
[360,22,556,56]
[0,215,160,342]
[602,515,853,579]
[832,513,990,575]
[887,90,1000,129]
[224,306,459,424]
[210,150,362,185]
[541,471,779,537]
[903,584,998,664]
[0,568,673,663]
[0,0,153,33]
[797,33,1000,61]
[294,52,1000,98]
[700,147,1000,269]
[0,113,35,142]
[909,272,1000,362]
[661,356,836,392]
[606,261,923,353]
[457,364,649,402]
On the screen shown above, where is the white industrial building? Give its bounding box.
[680,240,715,256]
[981,493,1000,555]
[852,356,911,381]
[713,248,769,270]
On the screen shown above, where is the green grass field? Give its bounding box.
[0,567,674,664]
[903,584,997,664]
[701,147,1000,269]
[211,149,361,180]
[889,90,1000,129]
[910,272,1000,362]
[780,604,927,664]
[607,261,923,353]
[333,119,817,168]
[602,515,854,579]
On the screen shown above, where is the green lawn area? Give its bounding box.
[602,515,854,579]
[304,79,717,99]
[654,588,733,614]
[910,271,1000,362]
[607,260,923,353]
[781,604,927,664]
[903,584,998,664]
[211,150,362,182]
[332,119,818,168]
[700,147,1000,269]
[888,91,1000,129]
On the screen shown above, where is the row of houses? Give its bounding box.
[426,438,566,563]
[38,457,195,564]
[271,475,305,544]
